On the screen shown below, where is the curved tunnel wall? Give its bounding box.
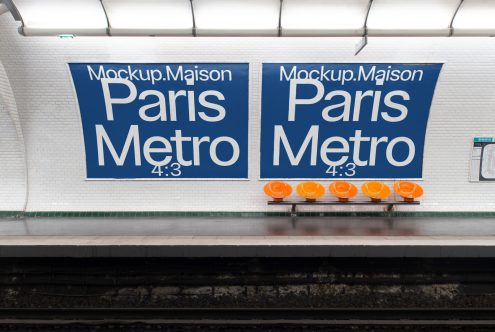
[0,58,27,211]
[0,13,494,213]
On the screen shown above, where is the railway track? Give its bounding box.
[1,258,495,330]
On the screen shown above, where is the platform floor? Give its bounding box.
[0,216,494,257]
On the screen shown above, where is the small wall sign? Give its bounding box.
[470,137,495,182]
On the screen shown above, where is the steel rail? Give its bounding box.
[0,308,495,324]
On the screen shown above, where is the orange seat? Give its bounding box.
[362,181,391,201]
[296,182,325,201]
[394,181,423,202]
[263,181,292,201]
[329,181,358,202]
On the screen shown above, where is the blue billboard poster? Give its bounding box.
[69,63,249,179]
[260,63,443,179]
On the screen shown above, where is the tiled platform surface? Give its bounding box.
[0,216,494,257]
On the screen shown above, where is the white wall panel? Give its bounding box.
[0,14,494,212]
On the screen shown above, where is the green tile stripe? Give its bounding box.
[0,211,23,218]
[1,211,495,218]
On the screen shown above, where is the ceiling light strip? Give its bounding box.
[366,0,462,37]
[4,0,495,37]
[193,0,280,36]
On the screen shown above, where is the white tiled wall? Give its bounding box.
[0,59,26,211]
[0,14,494,212]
